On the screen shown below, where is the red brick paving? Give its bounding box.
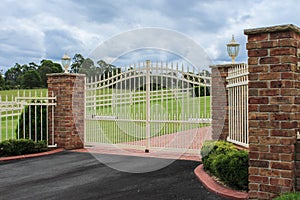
[194,165,248,200]
[0,148,64,162]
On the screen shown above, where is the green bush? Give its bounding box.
[16,100,47,141]
[212,150,249,190]
[200,140,249,191]
[274,192,300,200]
[0,139,47,156]
[194,86,210,97]
[201,140,237,172]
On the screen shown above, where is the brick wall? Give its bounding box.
[210,65,230,140]
[245,24,300,199]
[47,73,85,150]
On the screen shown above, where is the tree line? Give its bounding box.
[0,54,116,90]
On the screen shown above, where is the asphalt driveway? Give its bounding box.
[0,151,225,200]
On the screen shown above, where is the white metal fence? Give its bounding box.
[226,63,249,147]
[0,90,56,147]
[86,61,212,153]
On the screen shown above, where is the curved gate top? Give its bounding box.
[85,60,211,153]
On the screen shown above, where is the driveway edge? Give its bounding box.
[0,148,64,161]
[194,164,248,200]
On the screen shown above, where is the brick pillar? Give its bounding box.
[47,73,85,150]
[210,64,230,140]
[245,24,300,199]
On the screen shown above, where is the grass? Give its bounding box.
[274,192,300,200]
[0,88,211,145]
[86,88,211,144]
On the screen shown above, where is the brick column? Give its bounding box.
[210,64,230,140]
[47,73,85,150]
[245,24,300,199]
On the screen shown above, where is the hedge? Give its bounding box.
[200,140,249,190]
[0,139,48,156]
[274,192,300,200]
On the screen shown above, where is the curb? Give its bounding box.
[194,164,248,200]
[0,148,64,162]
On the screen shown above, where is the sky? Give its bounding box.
[1,0,300,71]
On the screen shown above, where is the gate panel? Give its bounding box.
[85,61,211,153]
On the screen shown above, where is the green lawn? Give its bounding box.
[0,88,211,145]
[86,90,211,144]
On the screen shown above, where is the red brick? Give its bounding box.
[280,154,294,161]
[249,104,259,112]
[249,81,268,88]
[270,146,294,153]
[260,137,282,145]
[260,57,280,64]
[270,31,294,39]
[261,40,278,48]
[270,48,296,56]
[249,113,269,120]
[248,57,259,65]
[249,144,269,152]
[281,89,297,96]
[281,72,294,79]
[270,113,293,121]
[249,183,259,190]
[270,96,294,104]
[260,168,280,177]
[259,89,280,96]
[270,129,295,137]
[271,161,293,170]
[281,121,298,129]
[249,175,269,183]
[279,38,299,47]
[260,184,281,193]
[281,170,293,178]
[258,73,281,80]
[249,49,268,57]
[248,65,269,73]
[260,152,280,160]
[248,33,269,41]
[249,160,269,168]
[281,56,298,64]
[249,97,269,104]
[246,42,260,50]
[259,105,279,112]
[249,129,269,136]
[270,64,293,72]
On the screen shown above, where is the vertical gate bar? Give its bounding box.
[145,60,151,152]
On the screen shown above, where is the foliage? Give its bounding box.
[21,70,42,89]
[16,100,47,141]
[194,86,210,97]
[0,139,47,156]
[200,140,249,190]
[274,192,300,200]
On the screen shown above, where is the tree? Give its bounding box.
[21,70,42,89]
[4,63,23,89]
[78,58,97,77]
[38,60,63,87]
[71,54,84,73]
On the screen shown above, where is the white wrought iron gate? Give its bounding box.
[85,60,211,153]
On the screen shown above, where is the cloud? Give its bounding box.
[0,0,300,70]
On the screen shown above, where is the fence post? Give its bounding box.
[47,73,86,150]
[245,24,300,199]
[210,64,231,140]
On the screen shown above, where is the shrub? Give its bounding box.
[274,192,300,200]
[194,86,210,97]
[201,140,237,172]
[200,140,249,190]
[212,150,249,190]
[0,139,47,156]
[16,100,47,141]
